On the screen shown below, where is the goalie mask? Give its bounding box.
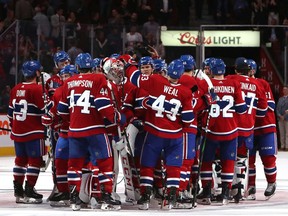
[103,58,124,84]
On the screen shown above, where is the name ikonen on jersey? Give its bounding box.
[68,80,93,89]
[214,86,235,93]
[163,85,178,96]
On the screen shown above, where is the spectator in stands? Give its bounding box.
[15,0,34,36]
[93,30,110,58]
[156,0,173,26]
[125,11,141,32]
[251,0,268,25]
[118,0,132,26]
[142,13,160,44]
[138,0,154,25]
[33,6,50,38]
[107,26,123,55]
[126,24,143,50]
[65,11,81,39]
[50,7,65,47]
[107,8,124,30]
[67,39,83,64]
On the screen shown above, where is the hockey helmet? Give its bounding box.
[53,51,70,69]
[138,56,154,68]
[167,59,184,79]
[75,53,93,69]
[210,58,226,75]
[103,58,124,84]
[22,60,42,77]
[180,54,196,70]
[235,57,250,71]
[153,59,167,73]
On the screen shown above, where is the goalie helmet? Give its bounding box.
[167,59,184,79]
[210,58,226,75]
[103,58,124,84]
[22,60,42,77]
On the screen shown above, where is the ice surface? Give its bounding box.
[1,152,288,215]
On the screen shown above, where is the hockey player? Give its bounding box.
[102,58,146,203]
[45,50,71,201]
[177,54,199,207]
[57,53,122,211]
[196,58,247,205]
[226,57,268,202]
[247,59,277,200]
[46,50,71,97]
[8,60,52,204]
[41,65,79,206]
[130,59,195,210]
[153,58,167,77]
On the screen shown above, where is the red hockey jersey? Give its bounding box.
[57,73,116,137]
[254,78,276,135]
[202,78,247,141]
[227,74,268,137]
[7,82,47,142]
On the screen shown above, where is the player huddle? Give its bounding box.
[7,49,277,211]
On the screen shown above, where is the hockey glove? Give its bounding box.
[41,113,53,127]
[118,54,137,69]
[115,110,127,126]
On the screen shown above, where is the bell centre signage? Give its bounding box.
[161,30,260,47]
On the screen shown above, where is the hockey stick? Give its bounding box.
[40,72,53,173]
[0,127,11,132]
[192,108,212,208]
[191,69,215,208]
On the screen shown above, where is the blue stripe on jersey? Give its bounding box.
[130,70,141,87]
[234,103,247,114]
[268,100,275,111]
[57,101,69,114]
[256,108,267,117]
[7,106,13,118]
[94,97,112,110]
[181,110,194,123]
[14,103,44,115]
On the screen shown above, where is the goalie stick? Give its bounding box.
[107,81,140,202]
[40,72,53,172]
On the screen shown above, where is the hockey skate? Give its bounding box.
[196,184,212,205]
[264,182,276,200]
[162,187,177,210]
[137,186,152,210]
[13,181,25,203]
[174,190,193,209]
[101,192,121,211]
[24,181,43,204]
[221,183,230,205]
[70,185,82,211]
[231,182,243,203]
[49,192,70,207]
[245,186,256,200]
